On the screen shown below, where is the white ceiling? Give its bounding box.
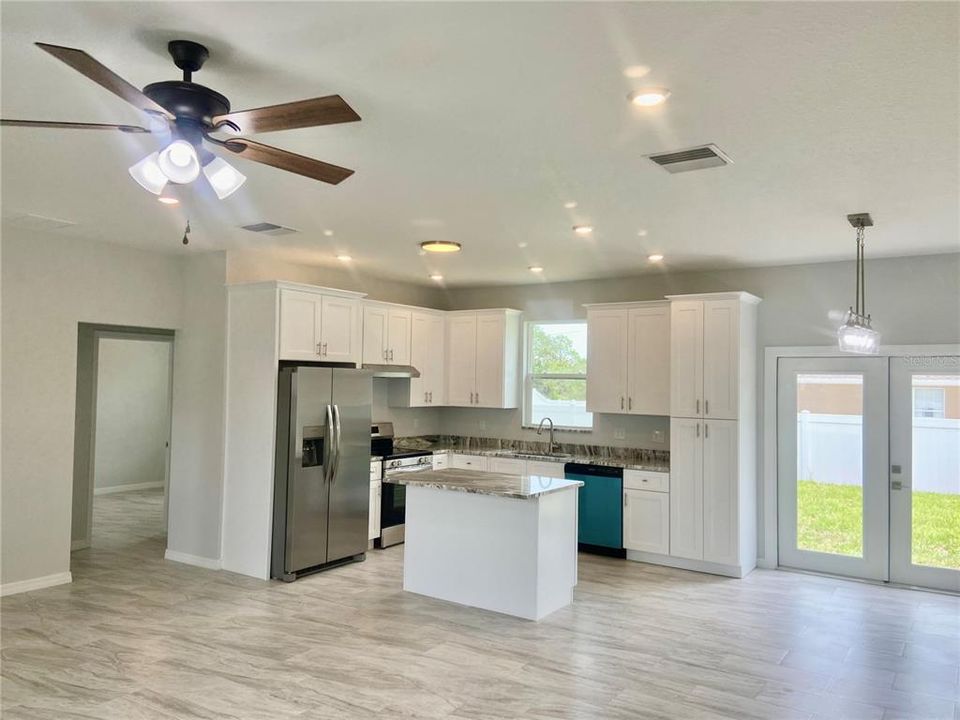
[1,2,957,287]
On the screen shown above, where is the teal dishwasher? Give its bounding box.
[564,463,625,557]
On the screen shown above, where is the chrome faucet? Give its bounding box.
[536,417,559,453]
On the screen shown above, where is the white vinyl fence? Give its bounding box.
[797,413,960,494]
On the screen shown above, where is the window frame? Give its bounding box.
[522,319,593,431]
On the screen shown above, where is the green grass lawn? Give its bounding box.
[797,480,960,569]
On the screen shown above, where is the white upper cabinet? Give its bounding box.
[586,302,669,416]
[389,310,445,407]
[627,304,671,416]
[279,286,361,364]
[669,300,704,418]
[446,310,521,408]
[669,293,757,420]
[586,307,628,413]
[362,304,412,366]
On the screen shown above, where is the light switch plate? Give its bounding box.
[652,430,665,444]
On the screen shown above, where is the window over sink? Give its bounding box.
[523,321,592,430]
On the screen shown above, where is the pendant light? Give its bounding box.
[837,213,880,354]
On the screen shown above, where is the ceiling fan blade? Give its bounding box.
[35,42,174,120]
[0,119,151,133]
[212,95,360,135]
[222,138,354,185]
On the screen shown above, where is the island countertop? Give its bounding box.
[384,468,583,499]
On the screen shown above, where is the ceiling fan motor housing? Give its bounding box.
[143,81,230,126]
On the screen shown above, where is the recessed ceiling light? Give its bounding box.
[637,229,648,237]
[419,241,462,253]
[648,254,664,262]
[336,254,352,262]
[573,225,593,235]
[628,87,671,106]
[430,273,444,281]
[529,265,544,273]
[518,242,528,248]
[323,229,334,237]
[564,201,577,209]
[157,196,179,205]
[622,65,651,79]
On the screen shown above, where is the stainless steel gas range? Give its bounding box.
[370,422,433,548]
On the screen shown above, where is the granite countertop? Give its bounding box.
[395,444,668,473]
[370,455,383,463]
[383,468,584,499]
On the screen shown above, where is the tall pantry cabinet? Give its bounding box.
[665,292,760,577]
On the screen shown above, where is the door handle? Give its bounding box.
[329,405,343,483]
[323,405,334,482]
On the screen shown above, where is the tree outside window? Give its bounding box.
[524,322,592,429]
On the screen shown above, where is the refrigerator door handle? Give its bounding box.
[329,404,343,483]
[323,404,334,483]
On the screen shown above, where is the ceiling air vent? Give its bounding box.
[646,144,733,174]
[240,222,299,236]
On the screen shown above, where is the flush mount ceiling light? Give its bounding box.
[648,254,664,262]
[637,229,648,237]
[837,213,880,354]
[323,229,334,236]
[573,225,593,235]
[430,273,444,281]
[336,254,352,262]
[202,156,246,199]
[563,201,578,209]
[628,87,671,106]
[419,241,462,253]
[528,265,544,273]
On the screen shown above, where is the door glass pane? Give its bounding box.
[796,373,864,557]
[910,374,960,569]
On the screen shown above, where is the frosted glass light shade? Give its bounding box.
[158,140,200,184]
[203,156,246,199]
[128,152,168,195]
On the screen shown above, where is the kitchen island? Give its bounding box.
[385,468,583,621]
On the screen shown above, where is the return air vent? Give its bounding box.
[646,144,733,174]
[240,222,299,236]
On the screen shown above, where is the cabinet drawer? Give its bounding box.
[432,453,449,470]
[623,469,669,493]
[487,457,525,476]
[451,454,487,471]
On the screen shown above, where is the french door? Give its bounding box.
[889,356,960,592]
[778,357,889,580]
[778,354,960,592]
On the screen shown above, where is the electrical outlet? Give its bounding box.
[614,428,626,440]
[652,430,664,444]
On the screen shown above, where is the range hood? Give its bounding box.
[362,363,421,379]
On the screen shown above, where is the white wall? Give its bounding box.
[166,252,227,565]
[1,231,184,589]
[372,378,442,438]
[94,338,172,492]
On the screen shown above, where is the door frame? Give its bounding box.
[760,344,960,570]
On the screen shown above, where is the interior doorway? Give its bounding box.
[71,324,175,559]
[777,354,960,592]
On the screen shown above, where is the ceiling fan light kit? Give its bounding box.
[2,39,361,207]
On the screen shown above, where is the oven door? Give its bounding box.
[378,464,430,547]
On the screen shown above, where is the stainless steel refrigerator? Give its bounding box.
[272,365,372,581]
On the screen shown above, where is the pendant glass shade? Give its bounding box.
[128,152,168,195]
[158,139,200,184]
[838,312,880,354]
[202,157,246,199]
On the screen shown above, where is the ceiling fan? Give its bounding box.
[0,40,361,199]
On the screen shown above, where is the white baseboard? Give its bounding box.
[625,550,750,578]
[164,549,221,570]
[94,482,164,496]
[0,571,72,597]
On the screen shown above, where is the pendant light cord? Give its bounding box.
[857,223,865,318]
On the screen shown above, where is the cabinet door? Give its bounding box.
[424,314,445,404]
[409,312,435,406]
[586,308,629,413]
[320,296,359,364]
[627,306,670,415]
[670,301,704,418]
[387,309,412,366]
[474,313,506,408]
[525,460,565,479]
[450,453,487,471]
[369,481,381,541]
[623,489,670,554]
[446,315,477,406]
[488,457,525,475]
[279,289,321,361]
[702,299,739,420]
[362,305,388,364]
[702,419,739,566]
[669,418,703,560]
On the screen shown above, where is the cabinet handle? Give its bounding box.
[383,348,387,360]
[390,349,394,361]
[696,423,700,438]
[696,399,700,414]
[628,397,632,411]
[705,423,709,439]
[317,342,322,355]
[624,493,628,507]
[428,392,433,403]
[322,342,328,356]
[705,399,709,415]
[475,392,479,404]
[425,391,428,403]
[620,397,625,410]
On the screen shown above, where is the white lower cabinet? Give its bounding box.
[623,489,670,555]
[450,454,488,471]
[487,457,525,475]
[432,453,449,470]
[525,460,566,479]
[369,480,381,541]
